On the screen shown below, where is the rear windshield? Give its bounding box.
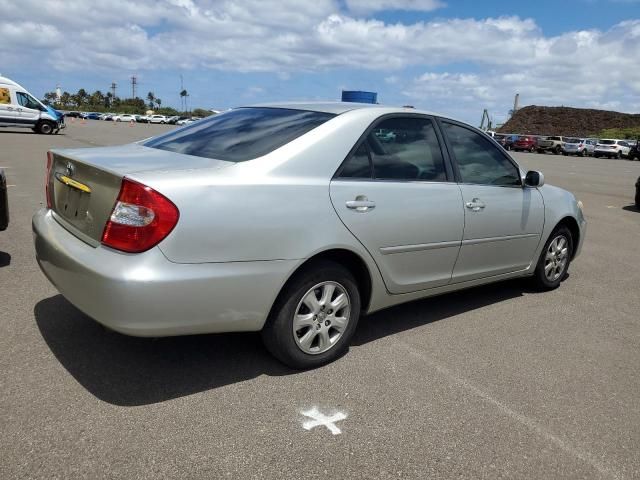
[145,107,335,162]
[600,139,615,145]
[547,136,561,141]
[566,138,581,143]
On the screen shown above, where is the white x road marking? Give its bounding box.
[301,407,347,435]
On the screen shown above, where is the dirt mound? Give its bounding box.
[497,106,640,137]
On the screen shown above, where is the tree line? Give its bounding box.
[41,88,211,117]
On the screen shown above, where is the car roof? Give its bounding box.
[246,101,442,117]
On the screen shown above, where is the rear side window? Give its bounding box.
[442,122,521,187]
[338,116,446,181]
[0,88,10,104]
[145,108,335,162]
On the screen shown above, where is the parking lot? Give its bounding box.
[1,121,639,479]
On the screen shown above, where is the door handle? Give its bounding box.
[7,107,14,111]
[346,196,376,212]
[465,198,485,211]
[16,108,23,112]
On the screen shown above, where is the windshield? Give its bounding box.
[600,140,615,145]
[145,107,335,162]
[566,138,581,143]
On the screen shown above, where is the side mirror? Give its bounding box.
[524,170,545,187]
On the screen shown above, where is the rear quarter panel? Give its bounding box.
[129,108,394,265]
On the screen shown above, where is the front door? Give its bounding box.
[16,91,42,125]
[330,115,464,294]
[440,121,545,283]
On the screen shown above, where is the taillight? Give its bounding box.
[101,178,179,253]
[45,151,53,209]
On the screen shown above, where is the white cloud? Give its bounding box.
[0,0,638,116]
[344,0,445,14]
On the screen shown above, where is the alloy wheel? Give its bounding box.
[544,235,569,282]
[292,281,351,355]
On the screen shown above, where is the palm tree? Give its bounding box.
[146,91,155,109]
[76,88,88,106]
[60,92,71,108]
[155,98,162,110]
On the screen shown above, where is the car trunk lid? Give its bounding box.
[47,144,232,244]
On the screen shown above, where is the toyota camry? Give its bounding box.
[33,103,586,368]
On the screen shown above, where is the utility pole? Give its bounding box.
[110,82,117,98]
[131,76,137,99]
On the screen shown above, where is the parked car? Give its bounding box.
[513,135,538,152]
[594,139,631,159]
[33,103,586,368]
[134,115,149,123]
[628,141,640,161]
[537,136,565,154]
[65,111,82,118]
[0,76,65,134]
[149,115,169,124]
[80,112,101,120]
[563,138,597,157]
[176,117,202,126]
[117,114,137,123]
[0,168,8,231]
[494,134,518,151]
[166,116,181,125]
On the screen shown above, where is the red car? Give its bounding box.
[513,135,538,153]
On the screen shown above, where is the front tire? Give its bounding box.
[262,260,361,369]
[531,225,573,291]
[36,121,55,135]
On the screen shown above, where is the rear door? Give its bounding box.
[330,115,464,294]
[439,120,544,283]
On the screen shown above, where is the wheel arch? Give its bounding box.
[268,248,374,324]
[555,216,580,259]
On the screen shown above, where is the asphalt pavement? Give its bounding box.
[1,121,639,479]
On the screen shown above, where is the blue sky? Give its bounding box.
[1,0,638,124]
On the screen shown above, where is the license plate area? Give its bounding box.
[57,183,90,222]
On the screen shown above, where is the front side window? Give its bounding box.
[16,92,41,110]
[442,122,521,186]
[145,107,335,162]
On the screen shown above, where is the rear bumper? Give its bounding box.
[33,208,296,336]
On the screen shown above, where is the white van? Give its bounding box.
[0,76,65,134]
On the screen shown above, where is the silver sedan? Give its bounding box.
[33,103,586,368]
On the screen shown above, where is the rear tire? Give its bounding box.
[554,145,562,155]
[531,225,573,291]
[262,260,361,369]
[36,121,55,135]
[617,151,623,159]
